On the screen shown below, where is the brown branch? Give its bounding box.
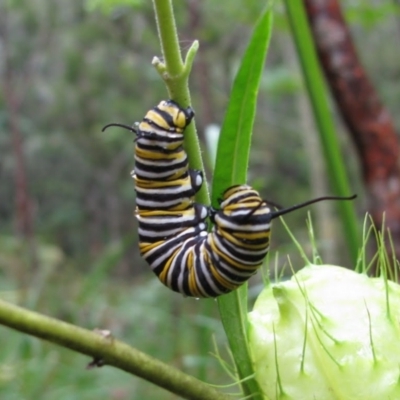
[304,0,400,261]
[1,9,35,243]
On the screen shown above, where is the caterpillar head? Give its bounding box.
[216,185,271,220]
[147,100,195,134]
[210,184,357,227]
[210,185,272,248]
[101,99,194,137]
[210,185,273,230]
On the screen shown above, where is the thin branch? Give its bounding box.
[152,0,184,77]
[0,298,232,400]
[152,0,209,205]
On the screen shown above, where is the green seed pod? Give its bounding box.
[248,264,400,400]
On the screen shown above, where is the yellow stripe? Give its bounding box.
[158,252,176,283]
[136,208,195,217]
[217,228,270,245]
[156,102,187,130]
[206,253,236,290]
[188,253,203,297]
[135,176,191,188]
[208,237,262,270]
[136,147,182,158]
[144,110,171,130]
[224,201,263,212]
[139,240,164,254]
[233,230,271,240]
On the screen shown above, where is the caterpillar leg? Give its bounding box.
[132,170,203,211]
[136,203,209,243]
[189,169,203,194]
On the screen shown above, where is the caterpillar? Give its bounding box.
[103,100,356,298]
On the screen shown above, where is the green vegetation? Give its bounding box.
[248,216,400,400]
[0,0,399,398]
[283,0,359,262]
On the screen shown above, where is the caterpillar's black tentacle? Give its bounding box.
[269,194,357,220]
[102,123,137,133]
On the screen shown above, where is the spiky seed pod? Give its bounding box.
[248,264,400,400]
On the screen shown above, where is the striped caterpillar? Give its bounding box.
[103,100,355,297]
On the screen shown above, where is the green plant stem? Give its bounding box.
[152,0,209,204]
[0,298,231,400]
[152,0,184,76]
[283,0,359,263]
[152,0,213,385]
[213,9,273,400]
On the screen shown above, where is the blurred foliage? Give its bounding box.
[0,0,399,397]
[85,0,144,14]
[345,0,400,26]
[0,253,227,399]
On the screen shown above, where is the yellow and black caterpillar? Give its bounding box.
[103,100,355,298]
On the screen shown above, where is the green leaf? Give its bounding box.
[212,7,273,400]
[211,10,273,204]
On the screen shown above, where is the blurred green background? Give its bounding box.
[0,0,399,398]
